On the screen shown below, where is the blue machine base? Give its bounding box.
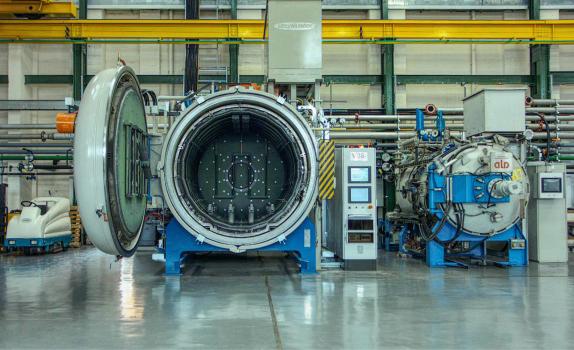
[164,218,317,275]
[4,235,71,250]
[396,223,527,268]
[380,219,399,252]
[425,224,527,268]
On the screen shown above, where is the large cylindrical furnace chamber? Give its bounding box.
[159,88,319,251]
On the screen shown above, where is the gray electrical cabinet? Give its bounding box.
[267,0,322,83]
[463,89,526,136]
[327,148,378,270]
[527,162,568,263]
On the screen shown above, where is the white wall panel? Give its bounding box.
[320,84,381,109]
[400,83,529,108]
[558,86,574,100]
[558,11,574,71]
[36,45,72,74]
[0,49,7,75]
[238,9,265,76]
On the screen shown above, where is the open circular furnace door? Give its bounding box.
[74,66,148,257]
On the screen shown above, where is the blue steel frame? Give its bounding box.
[163,217,317,275]
[425,221,526,267]
[4,235,72,250]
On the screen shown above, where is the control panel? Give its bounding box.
[537,172,564,199]
[326,148,377,270]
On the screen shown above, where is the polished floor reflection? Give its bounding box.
[1,248,573,349]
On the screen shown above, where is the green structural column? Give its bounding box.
[529,0,541,21]
[380,0,395,114]
[229,0,239,84]
[529,0,551,99]
[380,0,396,213]
[531,45,551,99]
[73,0,87,100]
[382,46,395,114]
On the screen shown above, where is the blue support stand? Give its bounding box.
[392,221,527,267]
[164,217,317,275]
[425,223,527,267]
[382,220,399,252]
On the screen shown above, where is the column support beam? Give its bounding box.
[381,0,394,115]
[229,0,239,84]
[529,0,551,99]
[72,0,87,100]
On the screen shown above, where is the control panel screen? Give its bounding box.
[348,167,371,183]
[542,177,562,193]
[349,187,371,203]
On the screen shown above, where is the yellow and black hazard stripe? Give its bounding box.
[318,140,335,200]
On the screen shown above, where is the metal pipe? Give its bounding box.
[31,164,73,170]
[0,172,73,176]
[330,131,418,139]
[158,95,187,101]
[337,115,574,122]
[0,143,72,148]
[329,131,574,140]
[0,155,72,161]
[528,107,574,114]
[337,121,574,131]
[0,124,56,130]
[0,100,73,111]
[528,98,574,107]
[0,134,47,139]
[0,133,73,140]
[335,115,465,121]
[397,108,463,115]
[535,125,574,131]
[537,142,574,147]
[396,107,574,114]
[0,149,72,155]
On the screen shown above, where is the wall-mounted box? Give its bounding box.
[463,89,526,136]
[267,0,322,83]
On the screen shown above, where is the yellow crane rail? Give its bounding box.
[1,19,574,44]
[0,1,77,18]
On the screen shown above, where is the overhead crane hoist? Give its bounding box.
[0,1,76,19]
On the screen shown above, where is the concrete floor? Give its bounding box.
[1,248,573,349]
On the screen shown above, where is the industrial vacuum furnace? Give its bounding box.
[74,66,319,274]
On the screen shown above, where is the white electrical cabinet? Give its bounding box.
[326,148,377,270]
[527,162,568,263]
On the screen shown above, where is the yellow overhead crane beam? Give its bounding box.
[0,1,77,18]
[1,19,574,44]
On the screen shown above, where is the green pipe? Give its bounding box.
[548,155,574,161]
[0,155,72,161]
